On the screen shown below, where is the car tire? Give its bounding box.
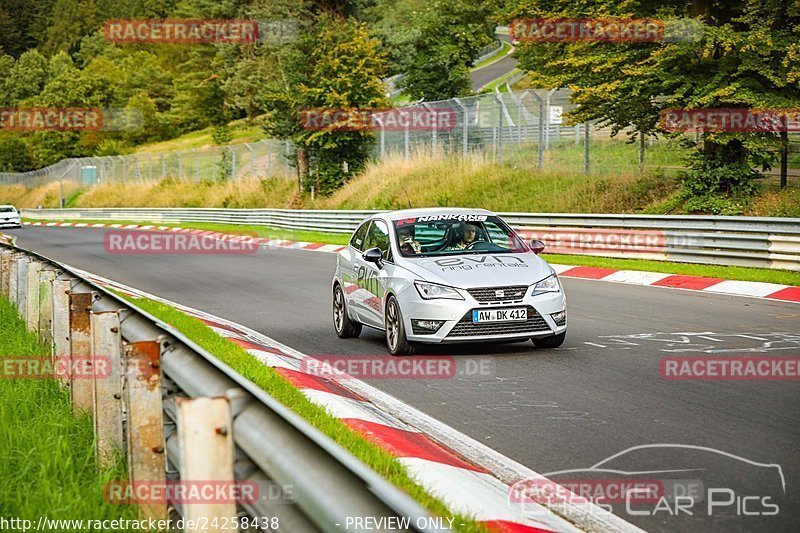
[333,284,361,338]
[385,295,415,355]
[533,331,566,349]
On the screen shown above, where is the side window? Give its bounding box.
[350,222,370,251]
[364,220,391,260]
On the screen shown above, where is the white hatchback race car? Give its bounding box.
[0,205,21,229]
[332,208,567,354]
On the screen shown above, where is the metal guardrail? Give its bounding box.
[0,242,442,533]
[20,208,800,271]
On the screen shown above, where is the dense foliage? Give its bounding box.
[0,0,493,192]
[508,0,800,212]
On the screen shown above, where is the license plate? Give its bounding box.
[472,308,527,323]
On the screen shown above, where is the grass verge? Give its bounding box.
[0,296,139,523]
[122,295,487,533]
[472,41,512,70]
[25,217,799,286]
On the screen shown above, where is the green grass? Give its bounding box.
[480,68,521,92]
[472,41,512,70]
[121,295,487,533]
[0,297,139,523]
[133,118,265,154]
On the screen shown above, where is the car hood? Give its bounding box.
[397,252,553,288]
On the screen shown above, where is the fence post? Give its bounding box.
[25,260,43,331]
[496,95,503,163]
[69,291,95,414]
[403,110,410,161]
[161,154,166,179]
[284,141,290,175]
[454,98,468,160]
[639,131,645,175]
[178,152,183,179]
[8,254,20,305]
[16,256,28,322]
[177,396,236,530]
[124,340,167,521]
[584,121,591,175]
[0,250,11,297]
[231,149,237,180]
[194,149,200,181]
[528,90,545,170]
[91,311,124,467]
[38,269,56,344]
[52,278,72,383]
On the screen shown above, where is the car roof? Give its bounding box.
[377,207,495,221]
[0,205,17,208]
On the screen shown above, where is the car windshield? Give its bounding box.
[393,214,528,257]
[0,207,16,213]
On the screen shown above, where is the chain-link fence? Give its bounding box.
[1,90,797,195]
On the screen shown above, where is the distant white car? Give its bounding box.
[332,208,567,355]
[0,205,21,229]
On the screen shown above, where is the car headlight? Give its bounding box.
[414,281,464,300]
[531,274,561,296]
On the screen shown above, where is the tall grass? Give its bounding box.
[0,297,138,522]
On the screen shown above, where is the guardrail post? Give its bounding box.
[16,256,28,318]
[25,260,43,331]
[91,311,124,467]
[69,291,95,414]
[52,278,72,383]
[38,269,57,344]
[0,250,11,297]
[177,396,236,531]
[124,340,167,521]
[8,253,19,304]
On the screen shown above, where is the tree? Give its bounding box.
[509,0,800,213]
[0,138,34,171]
[399,0,497,100]
[259,10,388,194]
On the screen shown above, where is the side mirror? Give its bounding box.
[362,247,383,267]
[529,239,545,255]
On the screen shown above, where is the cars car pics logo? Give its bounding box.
[508,444,785,519]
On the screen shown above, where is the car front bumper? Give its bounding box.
[0,220,21,228]
[396,285,566,344]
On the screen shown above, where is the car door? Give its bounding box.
[342,220,371,319]
[353,219,393,328]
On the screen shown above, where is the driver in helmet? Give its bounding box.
[397,224,422,255]
[448,222,478,250]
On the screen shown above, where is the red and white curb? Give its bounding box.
[70,266,642,533]
[21,220,800,304]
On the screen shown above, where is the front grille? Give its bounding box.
[446,306,550,338]
[467,285,529,303]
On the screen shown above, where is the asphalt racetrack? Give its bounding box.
[12,226,800,532]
